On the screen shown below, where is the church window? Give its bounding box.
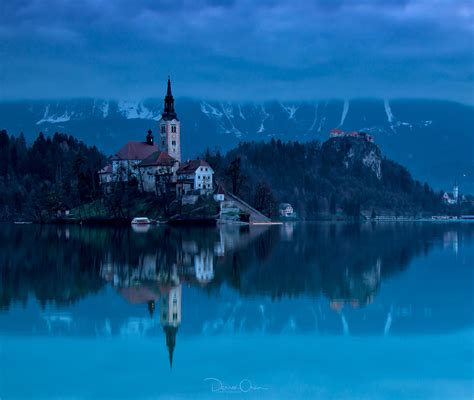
[171,125,176,133]
[161,126,166,133]
[162,140,165,145]
[173,313,178,320]
[172,140,176,145]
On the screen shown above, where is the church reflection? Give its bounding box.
[99,226,259,367]
[1,222,473,352]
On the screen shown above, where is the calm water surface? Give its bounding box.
[0,222,473,399]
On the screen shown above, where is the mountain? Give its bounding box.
[0,98,472,192]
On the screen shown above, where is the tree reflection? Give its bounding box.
[1,222,473,366]
[1,222,472,311]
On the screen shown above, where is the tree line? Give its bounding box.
[204,138,448,218]
[0,130,105,221]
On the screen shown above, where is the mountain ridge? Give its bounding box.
[1,98,473,192]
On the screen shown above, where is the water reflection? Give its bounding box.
[1,222,473,399]
[0,222,473,365]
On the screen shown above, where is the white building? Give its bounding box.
[176,160,214,196]
[279,203,295,217]
[442,180,460,205]
[213,184,226,202]
[98,78,181,187]
[194,250,214,283]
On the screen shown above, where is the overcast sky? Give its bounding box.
[1,0,473,102]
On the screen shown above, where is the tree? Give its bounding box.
[226,156,246,196]
[253,181,275,216]
[329,194,336,215]
[371,208,376,220]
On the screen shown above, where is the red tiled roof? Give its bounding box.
[139,151,177,167]
[112,141,159,161]
[216,184,226,195]
[118,286,161,305]
[177,159,212,175]
[99,164,112,174]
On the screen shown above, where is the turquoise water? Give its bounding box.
[0,223,473,399]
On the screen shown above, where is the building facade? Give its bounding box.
[176,160,214,196]
[98,78,214,198]
[159,78,181,162]
[138,150,179,194]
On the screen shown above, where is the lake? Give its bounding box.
[0,222,473,399]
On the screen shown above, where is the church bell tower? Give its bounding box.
[159,77,181,162]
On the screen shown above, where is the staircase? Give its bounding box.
[224,191,271,224]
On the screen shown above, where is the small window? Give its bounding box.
[173,313,178,320]
[161,126,166,133]
[205,168,208,171]
[172,140,176,145]
[171,125,176,133]
[162,140,165,145]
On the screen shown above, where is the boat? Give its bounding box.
[131,217,151,225]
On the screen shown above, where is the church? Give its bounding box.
[98,78,214,196]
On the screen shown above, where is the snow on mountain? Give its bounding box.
[200,101,224,117]
[117,100,160,120]
[339,100,349,127]
[37,105,73,124]
[280,103,298,119]
[100,100,109,118]
[384,99,395,124]
[1,98,473,191]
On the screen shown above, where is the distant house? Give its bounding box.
[279,203,295,218]
[52,203,70,218]
[330,128,374,143]
[176,160,214,196]
[138,151,179,194]
[213,184,226,202]
[442,180,459,205]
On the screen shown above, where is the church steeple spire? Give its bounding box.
[167,76,172,97]
[158,76,181,161]
[162,76,178,121]
[164,325,178,368]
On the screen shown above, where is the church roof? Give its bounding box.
[177,159,212,175]
[138,151,177,168]
[117,286,161,305]
[161,77,179,121]
[112,141,159,161]
[215,183,226,195]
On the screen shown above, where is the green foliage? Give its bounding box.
[0,130,106,221]
[205,138,445,218]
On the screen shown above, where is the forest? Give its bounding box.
[0,129,105,221]
[204,138,457,218]
[0,130,469,221]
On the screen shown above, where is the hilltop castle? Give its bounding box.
[98,78,214,196]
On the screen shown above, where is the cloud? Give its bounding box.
[0,0,473,102]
